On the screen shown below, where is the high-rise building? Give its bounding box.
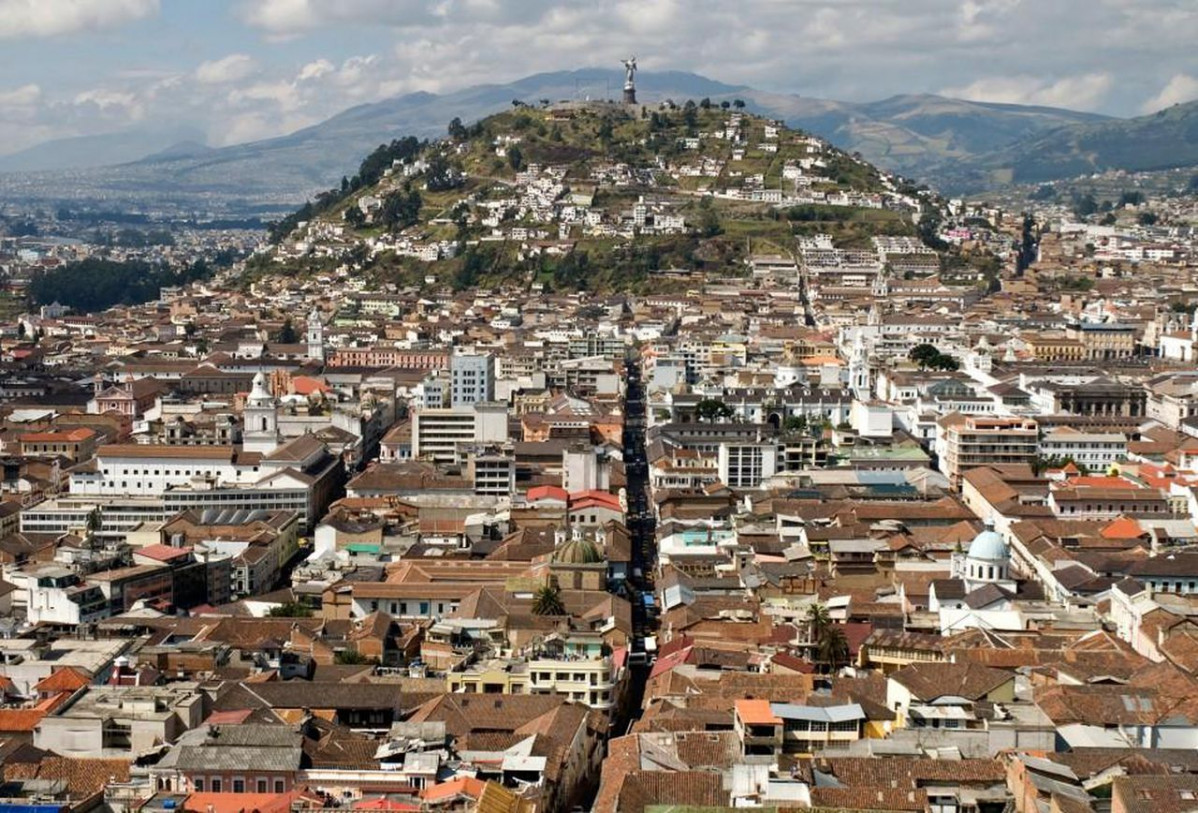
[450,353,494,407]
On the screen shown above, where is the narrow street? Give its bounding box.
[619,353,656,729]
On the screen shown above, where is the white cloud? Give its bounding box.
[1141,74,1198,114]
[238,0,439,38]
[195,54,258,85]
[0,0,158,39]
[0,83,40,106]
[941,73,1113,111]
[72,88,145,121]
[4,0,1195,157]
[298,59,335,81]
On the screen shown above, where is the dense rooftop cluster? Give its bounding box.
[0,104,1196,813]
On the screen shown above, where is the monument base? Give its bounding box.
[623,88,637,105]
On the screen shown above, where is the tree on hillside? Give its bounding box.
[424,154,462,192]
[447,117,467,140]
[344,205,366,229]
[532,583,566,616]
[732,99,746,109]
[508,145,524,172]
[279,317,298,344]
[380,188,422,231]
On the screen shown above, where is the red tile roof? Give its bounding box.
[35,667,90,693]
[527,485,569,503]
[735,698,782,725]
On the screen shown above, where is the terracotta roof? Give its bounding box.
[735,698,782,725]
[889,662,1013,701]
[34,667,91,693]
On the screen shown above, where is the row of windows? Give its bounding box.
[192,777,286,794]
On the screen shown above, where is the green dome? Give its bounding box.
[553,536,603,565]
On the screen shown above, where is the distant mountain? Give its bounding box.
[0,125,206,173]
[0,69,1191,209]
[139,140,215,163]
[733,91,1110,181]
[951,99,1198,189]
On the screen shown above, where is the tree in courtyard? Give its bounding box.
[695,398,734,423]
[532,583,566,616]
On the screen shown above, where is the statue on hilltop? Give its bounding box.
[621,56,637,105]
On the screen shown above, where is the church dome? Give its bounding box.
[967,525,1009,562]
[553,536,603,565]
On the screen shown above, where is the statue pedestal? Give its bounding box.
[623,87,637,105]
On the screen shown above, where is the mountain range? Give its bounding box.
[0,69,1194,211]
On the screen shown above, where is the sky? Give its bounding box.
[0,0,1195,155]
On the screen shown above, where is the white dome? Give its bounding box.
[967,528,1009,562]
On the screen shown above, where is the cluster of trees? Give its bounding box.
[378,186,423,231]
[424,153,463,192]
[267,602,313,618]
[91,228,176,248]
[452,245,497,291]
[28,257,222,313]
[1016,213,1038,275]
[916,210,949,252]
[786,205,848,223]
[268,135,425,243]
[695,398,735,422]
[909,343,959,371]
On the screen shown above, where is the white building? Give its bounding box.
[717,442,778,489]
[1039,427,1126,469]
[410,403,508,465]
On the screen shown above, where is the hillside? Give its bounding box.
[0,70,1146,210]
[736,91,1109,179]
[258,102,930,294]
[951,99,1198,188]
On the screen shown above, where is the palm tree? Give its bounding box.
[805,603,831,640]
[531,584,566,616]
[84,507,102,548]
[805,603,848,673]
[816,625,850,673]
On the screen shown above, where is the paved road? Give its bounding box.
[617,353,656,730]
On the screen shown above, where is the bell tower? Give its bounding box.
[307,308,324,362]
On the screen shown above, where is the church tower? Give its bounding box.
[243,372,280,453]
[849,331,870,401]
[307,308,324,362]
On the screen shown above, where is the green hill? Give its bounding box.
[939,99,1198,189]
[260,102,927,294]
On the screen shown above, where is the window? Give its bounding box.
[232,779,245,793]
[275,780,285,793]
[194,779,204,792]
[211,779,222,793]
